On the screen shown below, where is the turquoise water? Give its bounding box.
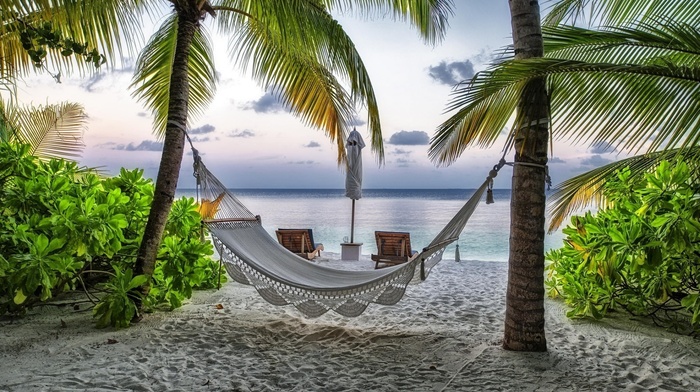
[176,188,566,262]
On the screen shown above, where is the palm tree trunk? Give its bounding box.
[504,0,548,352]
[133,7,200,299]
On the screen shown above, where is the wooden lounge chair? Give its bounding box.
[371,231,417,269]
[275,229,324,260]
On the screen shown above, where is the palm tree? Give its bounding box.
[500,0,549,352]
[429,0,700,351]
[2,1,453,301]
[130,0,453,299]
[431,0,550,352]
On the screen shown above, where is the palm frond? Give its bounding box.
[0,0,149,78]
[543,0,700,27]
[547,147,700,231]
[231,22,356,164]
[130,15,218,136]
[543,21,700,66]
[320,0,453,45]
[432,54,700,166]
[429,71,522,166]
[5,101,86,159]
[217,0,383,163]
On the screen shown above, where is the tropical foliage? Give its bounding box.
[2,0,454,315]
[0,142,223,328]
[428,0,700,229]
[546,161,700,335]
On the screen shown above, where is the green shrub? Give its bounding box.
[0,142,225,327]
[546,160,700,335]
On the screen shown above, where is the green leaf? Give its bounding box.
[13,289,27,305]
[128,275,148,290]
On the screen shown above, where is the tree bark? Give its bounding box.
[133,5,200,299]
[504,0,549,352]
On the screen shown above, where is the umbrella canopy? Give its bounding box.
[345,128,365,200]
[345,128,365,243]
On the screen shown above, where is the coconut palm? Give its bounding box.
[429,0,700,351]
[2,1,454,302]
[129,0,452,298]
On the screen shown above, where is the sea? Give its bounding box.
[175,188,567,262]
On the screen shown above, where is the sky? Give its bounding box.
[12,1,622,189]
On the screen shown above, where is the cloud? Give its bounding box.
[590,141,617,154]
[137,112,149,118]
[80,72,108,93]
[191,136,210,143]
[227,129,255,138]
[288,160,316,165]
[395,158,415,167]
[78,63,134,93]
[388,131,429,145]
[241,92,287,113]
[428,59,476,85]
[391,148,412,156]
[190,124,215,135]
[110,140,163,152]
[350,116,367,127]
[579,154,611,167]
[305,141,321,148]
[549,156,566,164]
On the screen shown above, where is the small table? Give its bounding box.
[340,242,363,260]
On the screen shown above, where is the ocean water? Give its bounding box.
[176,188,566,262]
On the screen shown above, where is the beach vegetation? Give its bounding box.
[4,0,454,311]
[428,0,700,350]
[0,142,223,328]
[546,160,700,335]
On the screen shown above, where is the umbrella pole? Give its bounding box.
[350,199,356,243]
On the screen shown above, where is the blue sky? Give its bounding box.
[14,1,621,189]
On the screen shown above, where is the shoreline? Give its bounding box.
[1,259,699,391]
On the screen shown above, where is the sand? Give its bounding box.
[1,256,699,391]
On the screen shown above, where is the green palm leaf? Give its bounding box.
[0,0,148,78]
[543,0,700,27]
[216,0,378,163]
[543,21,700,65]
[4,101,86,159]
[547,147,700,231]
[321,0,452,45]
[432,18,700,165]
[130,15,218,136]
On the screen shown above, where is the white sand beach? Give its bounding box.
[1,257,699,391]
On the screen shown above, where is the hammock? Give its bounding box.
[195,154,500,317]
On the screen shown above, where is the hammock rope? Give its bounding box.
[192,154,501,317]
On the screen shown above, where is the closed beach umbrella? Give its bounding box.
[345,128,365,243]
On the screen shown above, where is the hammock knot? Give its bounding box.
[485,158,506,205]
[192,148,202,185]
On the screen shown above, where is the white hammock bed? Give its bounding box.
[195,153,499,317]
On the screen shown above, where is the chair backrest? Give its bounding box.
[374,231,412,260]
[276,229,314,253]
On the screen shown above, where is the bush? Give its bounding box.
[0,142,225,327]
[546,160,700,335]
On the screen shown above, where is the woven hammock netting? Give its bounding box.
[194,155,493,317]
